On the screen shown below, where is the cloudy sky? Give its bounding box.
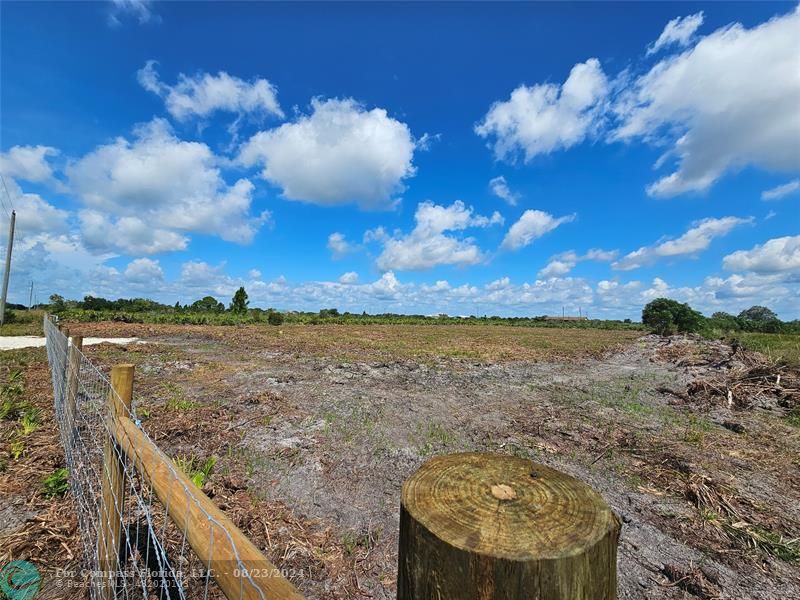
[1,1,798,318]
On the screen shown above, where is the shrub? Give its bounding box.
[267,310,285,326]
[642,298,704,336]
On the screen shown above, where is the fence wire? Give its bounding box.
[44,315,272,600]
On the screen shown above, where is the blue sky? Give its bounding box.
[1,1,798,319]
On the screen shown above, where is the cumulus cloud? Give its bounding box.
[373,200,503,271]
[613,216,752,271]
[538,248,617,278]
[239,98,418,209]
[339,271,359,284]
[124,257,164,284]
[501,210,574,251]
[137,61,283,122]
[0,145,62,188]
[488,176,519,206]
[761,180,800,201]
[327,232,354,259]
[478,9,800,198]
[723,236,800,274]
[475,59,609,162]
[109,0,159,26]
[67,118,268,254]
[0,178,69,238]
[614,8,800,197]
[248,269,262,279]
[646,12,704,55]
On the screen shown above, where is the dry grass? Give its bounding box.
[70,322,641,362]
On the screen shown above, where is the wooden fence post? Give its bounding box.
[65,335,83,433]
[99,364,134,600]
[397,453,620,600]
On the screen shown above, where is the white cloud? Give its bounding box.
[248,269,262,279]
[501,209,574,251]
[613,216,751,271]
[327,232,354,258]
[0,145,62,188]
[239,98,417,209]
[488,176,519,206]
[109,0,159,26]
[647,12,704,55]
[137,61,283,122]
[78,211,189,255]
[0,178,69,237]
[339,271,359,284]
[723,236,800,274]
[538,248,617,278]
[475,58,609,162]
[67,118,267,254]
[614,8,800,196]
[124,257,164,284]
[761,179,800,201]
[374,200,503,271]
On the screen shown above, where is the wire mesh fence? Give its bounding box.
[44,315,300,600]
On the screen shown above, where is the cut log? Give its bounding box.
[398,452,620,600]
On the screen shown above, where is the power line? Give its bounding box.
[0,175,13,218]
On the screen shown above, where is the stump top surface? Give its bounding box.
[402,452,619,560]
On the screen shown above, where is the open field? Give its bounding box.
[2,322,799,599]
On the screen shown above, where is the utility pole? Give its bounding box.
[0,210,16,326]
[28,280,34,310]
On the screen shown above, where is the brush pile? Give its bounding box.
[655,337,799,411]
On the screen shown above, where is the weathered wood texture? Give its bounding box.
[398,453,620,600]
[112,414,303,600]
[99,364,134,600]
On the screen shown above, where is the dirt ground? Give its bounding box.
[2,323,799,599]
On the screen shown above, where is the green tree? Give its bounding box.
[738,305,778,323]
[230,287,249,314]
[49,294,66,313]
[191,296,225,312]
[642,298,704,336]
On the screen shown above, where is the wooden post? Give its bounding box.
[397,453,621,600]
[99,365,134,600]
[65,335,83,435]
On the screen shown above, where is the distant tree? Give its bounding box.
[49,294,66,313]
[267,309,284,326]
[174,301,181,311]
[230,287,249,314]
[319,308,339,318]
[738,305,778,323]
[191,296,225,313]
[642,298,704,336]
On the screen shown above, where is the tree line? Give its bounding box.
[642,298,799,336]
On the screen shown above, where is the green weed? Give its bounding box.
[174,454,217,488]
[43,468,70,498]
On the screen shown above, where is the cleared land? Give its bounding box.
[1,323,799,599]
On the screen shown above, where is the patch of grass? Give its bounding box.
[0,369,28,420]
[10,440,25,460]
[684,415,713,445]
[20,407,41,434]
[784,408,800,428]
[161,382,197,411]
[723,522,800,562]
[417,422,455,456]
[43,467,70,498]
[174,454,217,488]
[736,332,800,366]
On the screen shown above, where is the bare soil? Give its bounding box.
[2,323,798,599]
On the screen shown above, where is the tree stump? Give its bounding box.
[398,453,620,599]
